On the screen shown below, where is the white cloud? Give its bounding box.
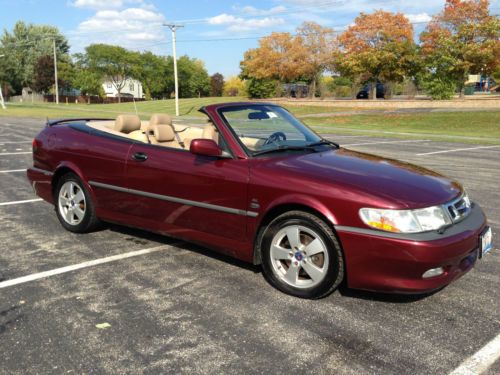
[405,13,432,24]
[71,0,134,10]
[70,3,167,52]
[238,5,287,16]
[208,13,285,32]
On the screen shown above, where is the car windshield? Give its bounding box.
[218,104,323,156]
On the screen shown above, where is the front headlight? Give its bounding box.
[359,206,452,233]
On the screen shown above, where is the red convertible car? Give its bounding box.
[27,103,492,299]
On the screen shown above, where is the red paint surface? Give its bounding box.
[27,103,487,293]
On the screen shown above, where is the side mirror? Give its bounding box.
[190,139,225,157]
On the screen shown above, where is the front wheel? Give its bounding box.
[260,211,344,299]
[55,173,99,233]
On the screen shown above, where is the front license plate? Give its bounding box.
[479,227,493,258]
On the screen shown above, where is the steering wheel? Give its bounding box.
[263,131,287,146]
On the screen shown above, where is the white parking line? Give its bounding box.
[417,145,500,156]
[343,140,428,147]
[449,332,500,375]
[0,169,27,173]
[0,198,42,206]
[0,245,173,289]
[0,141,32,145]
[0,151,31,156]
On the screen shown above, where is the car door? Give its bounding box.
[123,143,250,244]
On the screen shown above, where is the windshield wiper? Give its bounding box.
[252,145,317,156]
[306,139,340,149]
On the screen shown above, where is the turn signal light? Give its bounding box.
[32,139,38,153]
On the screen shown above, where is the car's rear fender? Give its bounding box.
[51,162,97,206]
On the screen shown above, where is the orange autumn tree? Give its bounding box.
[241,23,335,97]
[420,0,500,98]
[333,10,418,100]
[297,22,336,97]
[241,32,309,84]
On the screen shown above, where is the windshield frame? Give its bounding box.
[216,104,323,157]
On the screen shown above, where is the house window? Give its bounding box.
[129,83,135,91]
[107,83,112,89]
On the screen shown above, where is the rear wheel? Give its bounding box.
[55,173,99,233]
[260,211,344,299]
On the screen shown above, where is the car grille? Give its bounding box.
[444,194,471,223]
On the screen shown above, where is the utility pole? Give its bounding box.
[163,24,183,117]
[0,54,5,110]
[53,38,59,105]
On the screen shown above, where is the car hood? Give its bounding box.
[256,148,462,209]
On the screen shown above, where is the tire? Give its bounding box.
[54,173,99,233]
[260,211,344,299]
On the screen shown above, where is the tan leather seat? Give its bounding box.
[150,124,182,149]
[115,115,141,134]
[150,113,173,127]
[202,123,219,145]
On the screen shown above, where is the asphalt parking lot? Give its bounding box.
[0,117,498,374]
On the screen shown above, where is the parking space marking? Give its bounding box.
[449,332,500,375]
[0,151,32,156]
[0,245,173,289]
[0,198,43,206]
[0,169,27,173]
[343,140,429,147]
[0,141,32,145]
[417,145,500,156]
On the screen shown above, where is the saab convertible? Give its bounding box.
[27,103,492,299]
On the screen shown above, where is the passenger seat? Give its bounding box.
[147,113,185,148]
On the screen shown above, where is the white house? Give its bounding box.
[103,78,144,99]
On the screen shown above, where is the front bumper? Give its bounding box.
[336,203,487,293]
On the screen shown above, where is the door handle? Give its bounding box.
[132,152,148,162]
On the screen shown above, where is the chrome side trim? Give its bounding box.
[89,181,259,218]
[31,167,54,176]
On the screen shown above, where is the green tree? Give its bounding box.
[73,69,102,96]
[210,73,224,97]
[135,52,172,99]
[177,56,210,98]
[83,44,138,102]
[420,0,500,98]
[246,78,277,99]
[0,20,69,94]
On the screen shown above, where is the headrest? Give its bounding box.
[115,115,141,133]
[202,123,218,141]
[154,124,175,142]
[150,113,172,127]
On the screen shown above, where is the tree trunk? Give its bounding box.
[118,91,121,103]
[371,84,377,100]
[310,77,317,98]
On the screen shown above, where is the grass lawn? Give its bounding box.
[0,97,357,120]
[1,98,498,144]
[304,111,500,144]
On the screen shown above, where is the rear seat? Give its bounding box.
[115,114,148,143]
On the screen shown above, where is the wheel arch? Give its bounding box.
[252,200,341,265]
[51,162,95,202]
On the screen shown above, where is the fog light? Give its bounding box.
[422,267,444,279]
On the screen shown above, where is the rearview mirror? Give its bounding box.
[190,139,225,157]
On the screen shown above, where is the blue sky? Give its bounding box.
[1,0,499,77]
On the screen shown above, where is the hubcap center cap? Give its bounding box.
[294,251,304,261]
